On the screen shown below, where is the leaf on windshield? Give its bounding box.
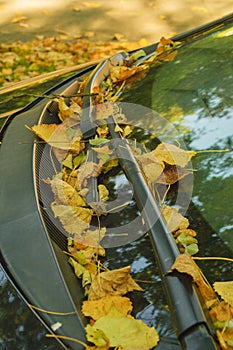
[82,296,133,320]
[110,65,146,83]
[170,254,217,302]
[213,281,233,307]
[137,152,164,182]
[77,161,103,187]
[88,266,143,300]
[57,97,81,123]
[73,227,106,248]
[152,142,196,167]
[156,164,191,184]
[85,304,159,349]
[51,202,93,235]
[49,177,86,207]
[162,205,189,232]
[98,184,109,201]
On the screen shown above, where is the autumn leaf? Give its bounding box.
[136,152,164,182]
[213,281,233,307]
[156,164,191,185]
[162,205,189,232]
[169,254,217,302]
[82,296,133,320]
[110,65,146,83]
[88,266,143,300]
[73,227,106,248]
[77,161,103,187]
[49,177,86,207]
[57,97,82,123]
[51,202,93,235]
[85,304,159,350]
[152,142,196,167]
[98,184,109,201]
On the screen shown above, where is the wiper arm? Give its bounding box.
[80,53,219,350]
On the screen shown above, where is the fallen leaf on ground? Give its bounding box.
[82,296,133,320]
[86,304,159,349]
[88,266,143,300]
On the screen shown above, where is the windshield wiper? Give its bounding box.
[81,52,219,350]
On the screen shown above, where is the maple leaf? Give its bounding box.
[152,142,196,167]
[162,205,189,232]
[82,296,133,320]
[88,266,143,300]
[51,202,93,235]
[213,281,233,307]
[85,304,159,350]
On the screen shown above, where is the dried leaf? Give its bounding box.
[51,202,93,235]
[49,177,86,207]
[86,304,159,349]
[156,164,191,185]
[110,65,146,83]
[137,152,164,182]
[162,205,189,232]
[73,228,106,248]
[77,161,103,187]
[169,254,200,282]
[82,296,133,320]
[213,282,233,307]
[152,143,196,167]
[88,266,143,300]
[98,184,109,201]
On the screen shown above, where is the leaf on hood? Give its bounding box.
[49,177,86,207]
[137,152,164,182]
[85,304,159,349]
[152,142,196,167]
[51,202,93,235]
[213,281,233,307]
[162,205,189,232]
[88,266,143,300]
[82,296,133,320]
[110,65,146,83]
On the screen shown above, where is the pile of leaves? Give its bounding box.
[27,38,233,349]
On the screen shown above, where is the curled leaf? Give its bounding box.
[162,205,189,232]
[152,142,196,167]
[88,266,143,300]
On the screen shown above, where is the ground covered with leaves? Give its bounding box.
[0,36,148,87]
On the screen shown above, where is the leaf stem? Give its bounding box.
[46,334,87,348]
[193,257,233,263]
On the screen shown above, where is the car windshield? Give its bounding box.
[1,20,233,350]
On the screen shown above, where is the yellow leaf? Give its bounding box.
[86,304,159,349]
[88,266,143,300]
[92,145,113,155]
[137,152,164,182]
[213,281,233,307]
[82,296,133,320]
[73,228,106,248]
[11,16,28,23]
[49,177,86,207]
[162,205,189,232]
[110,65,145,83]
[51,202,93,235]
[152,142,196,167]
[77,161,103,187]
[98,184,109,201]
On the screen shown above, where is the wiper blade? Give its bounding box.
[80,52,219,350]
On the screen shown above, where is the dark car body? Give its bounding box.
[0,14,233,350]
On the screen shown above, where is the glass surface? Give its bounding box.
[1,20,233,350]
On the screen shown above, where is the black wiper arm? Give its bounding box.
[80,54,219,350]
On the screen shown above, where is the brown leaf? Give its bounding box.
[82,296,133,320]
[88,266,143,300]
[169,254,200,282]
[156,164,191,185]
